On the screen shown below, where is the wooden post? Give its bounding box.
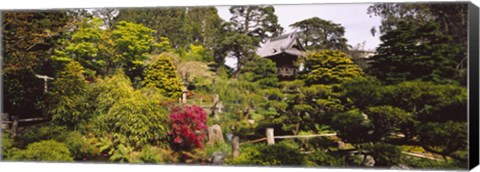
[266,128,275,145]
[11,115,18,139]
[207,124,224,145]
[182,86,187,104]
[232,135,240,158]
[1,113,9,130]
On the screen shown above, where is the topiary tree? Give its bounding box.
[143,52,183,98]
[8,140,73,161]
[301,50,363,85]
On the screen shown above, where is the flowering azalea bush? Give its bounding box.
[168,105,208,151]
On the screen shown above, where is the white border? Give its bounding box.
[0,0,477,172]
[0,0,471,10]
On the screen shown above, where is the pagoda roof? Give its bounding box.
[256,32,306,58]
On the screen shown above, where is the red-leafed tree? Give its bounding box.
[168,105,208,152]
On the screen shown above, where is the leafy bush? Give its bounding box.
[1,133,14,159]
[91,72,170,159]
[304,150,344,167]
[183,44,213,62]
[331,109,373,144]
[169,105,208,151]
[49,61,92,129]
[8,140,73,162]
[227,141,305,166]
[363,142,402,167]
[136,145,178,164]
[112,21,157,79]
[92,71,135,115]
[61,131,98,160]
[401,154,467,169]
[15,124,68,148]
[95,90,169,149]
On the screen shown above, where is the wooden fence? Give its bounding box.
[238,128,440,161]
[1,113,47,139]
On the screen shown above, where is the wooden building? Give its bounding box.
[256,32,306,80]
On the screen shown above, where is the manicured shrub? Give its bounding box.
[143,52,184,98]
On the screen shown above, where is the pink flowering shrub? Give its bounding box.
[168,105,208,151]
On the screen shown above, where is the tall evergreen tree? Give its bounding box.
[2,11,74,118]
[290,17,350,51]
[228,6,283,43]
[368,20,463,85]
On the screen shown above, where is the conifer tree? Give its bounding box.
[143,53,183,98]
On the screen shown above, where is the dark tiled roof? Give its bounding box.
[256,32,305,58]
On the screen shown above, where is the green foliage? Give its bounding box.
[137,145,162,163]
[338,79,467,163]
[176,60,215,93]
[290,17,349,51]
[367,3,468,47]
[219,33,258,75]
[331,109,373,144]
[49,61,92,128]
[365,106,413,140]
[381,81,467,123]
[369,20,464,85]
[182,44,213,62]
[89,72,170,160]
[50,17,164,80]
[112,21,157,80]
[3,11,72,119]
[401,155,467,169]
[95,89,169,149]
[304,150,344,167]
[417,121,467,159]
[228,141,304,166]
[14,124,68,148]
[8,140,73,161]
[214,57,280,134]
[52,17,108,76]
[239,56,279,88]
[116,8,187,49]
[301,50,363,85]
[341,77,383,110]
[143,53,184,98]
[61,131,99,160]
[92,71,135,115]
[363,142,402,167]
[228,6,283,43]
[1,134,14,159]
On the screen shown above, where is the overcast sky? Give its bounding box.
[216,4,382,51]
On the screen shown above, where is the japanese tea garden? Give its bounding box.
[1,3,469,169]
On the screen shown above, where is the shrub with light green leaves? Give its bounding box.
[8,140,73,162]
